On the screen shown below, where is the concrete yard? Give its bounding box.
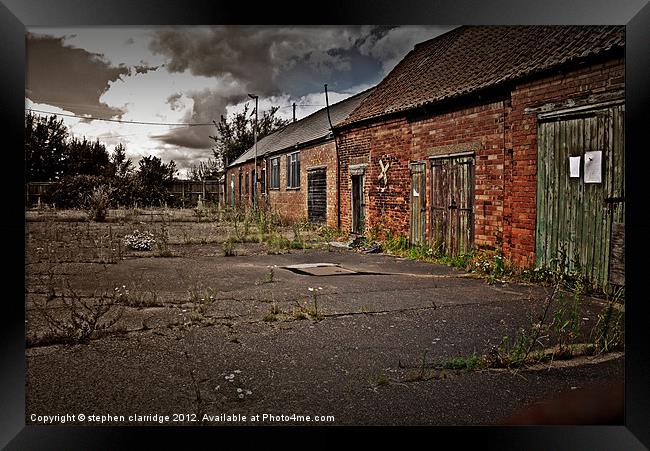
[25,226,624,426]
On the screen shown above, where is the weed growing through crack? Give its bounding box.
[187,286,217,326]
[592,286,624,354]
[31,280,124,346]
[260,265,277,284]
[155,221,174,257]
[368,373,390,388]
[223,238,236,257]
[114,283,163,308]
[307,287,324,321]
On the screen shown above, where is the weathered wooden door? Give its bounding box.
[308,168,327,224]
[410,162,426,244]
[351,174,364,234]
[535,104,624,286]
[430,156,474,256]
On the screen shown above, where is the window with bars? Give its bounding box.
[286,152,300,189]
[261,166,266,193]
[245,172,249,196]
[269,157,280,189]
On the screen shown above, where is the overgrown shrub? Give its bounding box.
[45,175,108,209]
[85,185,111,222]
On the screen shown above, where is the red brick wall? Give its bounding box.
[338,56,624,269]
[339,102,507,246]
[226,140,338,227]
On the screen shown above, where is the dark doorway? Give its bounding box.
[308,168,327,224]
[351,174,365,234]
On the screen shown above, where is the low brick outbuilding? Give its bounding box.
[334,26,625,285]
[226,89,373,228]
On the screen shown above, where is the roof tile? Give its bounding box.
[342,26,624,126]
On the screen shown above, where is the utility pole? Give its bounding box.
[248,93,259,209]
[292,102,296,122]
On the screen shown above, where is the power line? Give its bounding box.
[26,103,329,127]
[26,108,215,127]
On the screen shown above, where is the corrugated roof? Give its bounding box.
[341,26,624,126]
[229,88,374,167]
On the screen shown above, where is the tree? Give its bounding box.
[25,112,69,182]
[64,137,111,177]
[110,143,134,179]
[136,155,177,206]
[210,103,289,172]
[188,158,221,181]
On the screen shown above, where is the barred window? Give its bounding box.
[245,172,249,195]
[269,157,280,189]
[261,166,266,193]
[286,152,300,189]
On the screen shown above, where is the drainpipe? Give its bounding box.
[324,84,341,230]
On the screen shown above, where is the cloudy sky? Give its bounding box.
[26,26,455,177]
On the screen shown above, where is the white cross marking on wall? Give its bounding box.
[378,159,390,189]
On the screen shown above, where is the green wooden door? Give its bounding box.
[535,104,624,286]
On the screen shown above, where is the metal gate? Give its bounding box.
[535,103,624,286]
[307,168,327,224]
[409,162,426,245]
[430,155,474,256]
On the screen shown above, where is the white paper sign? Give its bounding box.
[413,188,419,197]
[569,156,581,178]
[584,151,602,183]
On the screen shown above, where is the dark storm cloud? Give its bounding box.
[26,33,129,119]
[152,88,243,149]
[148,26,454,150]
[148,26,370,148]
[148,26,371,95]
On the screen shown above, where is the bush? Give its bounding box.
[45,175,108,209]
[86,185,111,222]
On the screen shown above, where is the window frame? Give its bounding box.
[269,157,280,190]
[286,151,301,189]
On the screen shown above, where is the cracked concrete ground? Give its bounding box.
[26,234,624,426]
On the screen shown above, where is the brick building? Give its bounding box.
[334,26,625,284]
[226,89,372,228]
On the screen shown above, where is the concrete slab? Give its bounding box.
[282,263,358,276]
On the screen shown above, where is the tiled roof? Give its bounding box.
[229,88,374,167]
[341,26,624,126]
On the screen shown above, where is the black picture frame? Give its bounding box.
[3,0,649,448]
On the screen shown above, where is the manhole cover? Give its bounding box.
[282,263,358,276]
